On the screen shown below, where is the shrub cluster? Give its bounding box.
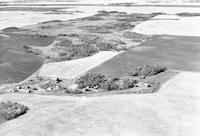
[52,35,126,62]
[129,65,167,78]
[176,12,200,17]
[97,10,126,16]
[151,12,166,16]
[40,20,62,24]
[79,34,99,44]
[80,25,112,34]
[122,77,138,89]
[80,21,133,34]
[81,16,102,21]
[97,10,109,15]
[123,31,150,41]
[76,73,107,89]
[54,40,99,61]
[100,78,122,90]
[95,42,117,51]
[117,13,155,22]
[112,22,134,31]
[0,101,29,120]
[2,27,19,32]
[64,88,85,94]
[76,73,139,91]
[95,39,125,51]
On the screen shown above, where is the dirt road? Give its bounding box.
[0,71,199,136]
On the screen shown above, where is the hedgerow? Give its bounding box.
[129,65,167,78]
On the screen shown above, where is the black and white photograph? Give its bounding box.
[0,0,200,135]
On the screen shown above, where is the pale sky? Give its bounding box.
[1,0,200,4]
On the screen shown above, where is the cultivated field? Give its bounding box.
[0,33,55,84]
[90,35,200,77]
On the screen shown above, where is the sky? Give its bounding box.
[1,0,200,4]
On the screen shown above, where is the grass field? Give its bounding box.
[0,71,199,136]
[89,35,200,77]
[0,33,55,84]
